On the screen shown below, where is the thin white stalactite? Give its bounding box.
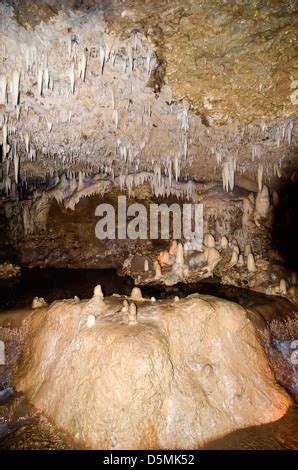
[44,67,50,89]
[11,70,20,108]
[81,52,87,81]
[69,63,75,94]
[257,164,263,191]
[0,75,7,104]
[37,68,43,96]
[14,149,20,184]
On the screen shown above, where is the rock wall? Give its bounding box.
[4,181,242,268]
[14,291,291,449]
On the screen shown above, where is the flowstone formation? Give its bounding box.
[9,287,292,450]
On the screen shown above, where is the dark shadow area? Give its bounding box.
[272,181,298,270]
[0,268,134,310]
[201,405,298,450]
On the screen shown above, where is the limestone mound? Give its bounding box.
[15,295,291,449]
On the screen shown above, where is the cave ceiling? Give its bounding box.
[0,0,297,192]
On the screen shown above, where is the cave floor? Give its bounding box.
[0,386,297,450]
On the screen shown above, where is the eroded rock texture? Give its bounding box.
[14,293,291,449]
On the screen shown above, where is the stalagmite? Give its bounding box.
[130,287,143,301]
[87,314,96,328]
[176,243,184,266]
[154,261,162,279]
[231,243,240,255]
[174,296,180,302]
[238,254,244,267]
[11,70,20,108]
[150,297,156,302]
[122,299,129,313]
[242,196,254,228]
[254,185,270,226]
[32,297,48,309]
[279,279,287,296]
[93,284,104,300]
[204,233,215,248]
[219,235,228,250]
[207,248,221,272]
[144,260,149,272]
[169,240,177,256]
[127,302,137,324]
[229,249,238,268]
[247,253,256,273]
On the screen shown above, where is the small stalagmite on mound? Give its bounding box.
[127,302,138,325]
[32,297,48,309]
[247,253,256,273]
[84,284,105,315]
[219,235,228,250]
[228,249,238,268]
[93,284,104,299]
[87,314,96,328]
[130,287,143,301]
[204,233,216,248]
[154,260,162,279]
